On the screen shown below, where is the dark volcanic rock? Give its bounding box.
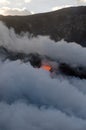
[0,6,86,46]
[0,46,86,79]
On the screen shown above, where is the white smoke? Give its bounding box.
[0,21,86,130]
[0,21,86,66]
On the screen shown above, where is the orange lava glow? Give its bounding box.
[41,65,52,71]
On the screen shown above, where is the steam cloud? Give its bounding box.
[0,21,86,130]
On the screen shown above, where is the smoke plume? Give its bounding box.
[0,21,86,130]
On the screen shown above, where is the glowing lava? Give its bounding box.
[41,65,52,71]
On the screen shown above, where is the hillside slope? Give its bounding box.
[0,6,86,46]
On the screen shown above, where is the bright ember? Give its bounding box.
[41,65,52,71]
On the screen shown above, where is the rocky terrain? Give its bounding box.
[0,6,86,46]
